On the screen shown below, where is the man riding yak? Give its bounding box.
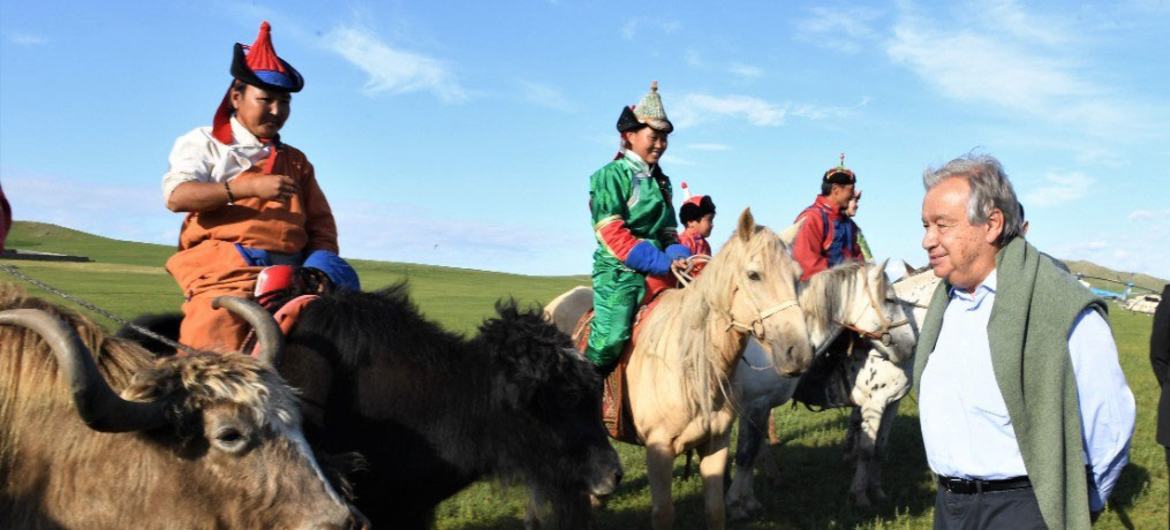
[585,82,692,377]
[162,21,358,352]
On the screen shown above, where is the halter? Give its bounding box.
[712,270,803,342]
[671,254,711,288]
[833,270,910,348]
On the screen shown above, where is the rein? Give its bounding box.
[832,271,909,348]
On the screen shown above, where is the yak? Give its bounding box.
[0,284,359,530]
[122,284,623,529]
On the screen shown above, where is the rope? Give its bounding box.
[0,263,199,355]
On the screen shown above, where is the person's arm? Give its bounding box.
[1151,285,1170,387]
[790,211,826,282]
[1069,308,1136,512]
[166,175,297,213]
[590,166,687,276]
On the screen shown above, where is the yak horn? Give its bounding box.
[212,296,284,367]
[0,309,170,433]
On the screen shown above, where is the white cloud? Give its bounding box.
[686,143,730,151]
[659,154,695,167]
[323,23,467,103]
[6,32,48,46]
[728,63,763,79]
[672,93,869,128]
[518,81,574,112]
[795,5,882,53]
[621,17,681,40]
[1021,171,1094,207]
[884,2,1154,137]
[672,94,788,127]
[1128,208,1170,221]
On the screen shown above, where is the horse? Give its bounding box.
[544,208,813,529]
[725,260,919,518]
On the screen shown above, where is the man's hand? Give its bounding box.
[240,174,298,202]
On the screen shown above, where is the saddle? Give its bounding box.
[242,265,324,357]
[572,292,668,446]
[792,332,866,410]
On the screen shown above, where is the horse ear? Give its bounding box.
[873,258,890,282]
[737,208,755,242]
[902,260,915,276]
[778,218,805,247]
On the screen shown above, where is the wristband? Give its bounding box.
[224,180,236,204]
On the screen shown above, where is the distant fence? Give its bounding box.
[0,249,91,263]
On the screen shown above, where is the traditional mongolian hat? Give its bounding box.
[678,181,715,224]
[823,152,857,185]
[616,81,674,134]
[211,21,304,144]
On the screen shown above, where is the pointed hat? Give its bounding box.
[616,81,674,133]
[212,21,304,144]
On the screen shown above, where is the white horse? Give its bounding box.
[725,261,927,518]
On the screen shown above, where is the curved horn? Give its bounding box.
[212,296,283,366]
[778,218,805,247]
[0,309,170,432]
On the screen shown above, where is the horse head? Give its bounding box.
[843,260,917,363]
[701,208,813,376]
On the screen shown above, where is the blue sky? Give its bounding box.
[1,0,1168,278]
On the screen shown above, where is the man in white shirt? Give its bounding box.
[914,154,1134,529]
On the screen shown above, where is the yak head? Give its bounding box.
[0,288,360,530]
[480,301,622,502]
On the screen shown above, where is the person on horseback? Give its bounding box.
[843,188,873,261]
[161,21,358,352]
[792,154,864,282]
[586,82,691,376]
[677,184,715,276]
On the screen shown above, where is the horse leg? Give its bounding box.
[867,379,909,503]
[847,356,909,508]
[843,406,862,462]
[698,433,731,530]
[524,486,546,530]
[726,406,768,521]
[645,442,676,530]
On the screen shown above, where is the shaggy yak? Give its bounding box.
[0,284,358,529]
[123,284,623,529]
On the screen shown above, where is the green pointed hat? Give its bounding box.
[617,81,674,133]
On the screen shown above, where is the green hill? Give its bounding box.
[1064,259,1167,294]
[1,221,588,333]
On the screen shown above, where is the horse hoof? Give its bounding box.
[590,495,606,510]
[850,491,872,509]
[868,486,888,503]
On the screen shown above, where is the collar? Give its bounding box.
[226,116,281,147]
[621,149,653,175]
[814,195,843,217]
[949,269,997,308]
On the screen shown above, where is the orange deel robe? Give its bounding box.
[165,145,338,352]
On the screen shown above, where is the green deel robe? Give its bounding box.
[586,151,678,369]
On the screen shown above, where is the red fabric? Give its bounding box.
[682,194,705,208]
[792,196,840,282]
[596,218,640,261]
[678,227,710,276]
[211,87,234,144]
[244,21,286,73]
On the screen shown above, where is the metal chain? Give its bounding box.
[0,263,199,355]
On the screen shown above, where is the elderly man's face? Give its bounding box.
[231,84,291,139]
[921,177,1002,291]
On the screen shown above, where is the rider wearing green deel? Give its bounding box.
[587,82,691,376]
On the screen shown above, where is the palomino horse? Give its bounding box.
[543,209,813,529]
[726,261,918,518]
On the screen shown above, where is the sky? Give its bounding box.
[1,0,1168,278]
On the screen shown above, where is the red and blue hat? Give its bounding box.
[679,182,715,224]
[212,21,304,144]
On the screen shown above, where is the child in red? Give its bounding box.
[677,182,715,275]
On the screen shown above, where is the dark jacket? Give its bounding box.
[1153,284,1170,446]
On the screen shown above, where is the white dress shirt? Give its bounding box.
[161,116,276,201]
[919,269,1136,511]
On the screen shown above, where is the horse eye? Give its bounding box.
[747,271,761,281]
[212,426,248,452]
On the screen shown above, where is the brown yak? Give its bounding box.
[0,284,358,530]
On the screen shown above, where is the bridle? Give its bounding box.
[833,271,910,348]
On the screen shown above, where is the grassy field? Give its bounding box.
[1,222,1166,529]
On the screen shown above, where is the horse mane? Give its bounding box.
[636,224,790,427]
[799,262,889,344]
